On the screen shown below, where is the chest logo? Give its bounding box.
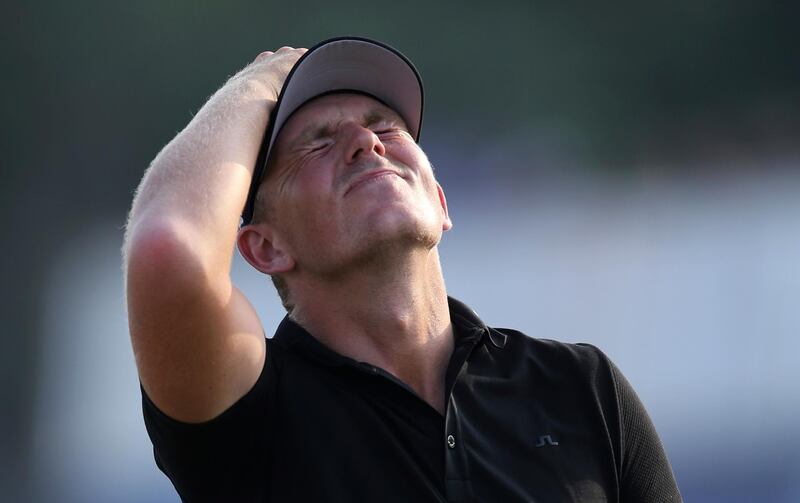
[535,434,560,447]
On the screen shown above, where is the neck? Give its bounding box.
[289,246,453,414]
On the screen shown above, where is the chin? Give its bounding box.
[356,208,442,253]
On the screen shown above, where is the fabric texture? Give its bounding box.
[142,297,682,502]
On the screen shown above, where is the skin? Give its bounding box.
[239,93,454,413]
[124,47,453,424]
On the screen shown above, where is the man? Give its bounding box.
[124,37,682,501]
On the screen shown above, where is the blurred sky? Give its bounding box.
[3,2,800,501]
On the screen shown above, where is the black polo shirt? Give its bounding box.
[142,297,681,502]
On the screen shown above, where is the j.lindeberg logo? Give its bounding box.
[535,434,559,447]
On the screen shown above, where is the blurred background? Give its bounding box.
[3,1,799,501]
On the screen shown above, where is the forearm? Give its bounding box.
[125,74,273,275]
[124,46,308,277]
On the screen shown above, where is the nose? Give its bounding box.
[342,122,386,164]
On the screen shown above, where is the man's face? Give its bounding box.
[261,92,451,277]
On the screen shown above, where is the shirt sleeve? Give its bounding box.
[609,359,683,502]
[141,339,277,503]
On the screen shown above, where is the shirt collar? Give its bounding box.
[271,296,494,369]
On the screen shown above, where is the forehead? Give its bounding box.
[276,92,407,145]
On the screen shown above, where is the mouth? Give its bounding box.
[344,169,403,197]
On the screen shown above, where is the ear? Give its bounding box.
[237,224,295,275]
[436,182,453,231]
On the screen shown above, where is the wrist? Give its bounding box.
[229,73,280,105]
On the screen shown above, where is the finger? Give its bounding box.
[276,46,308,55]
[254,50,274,62]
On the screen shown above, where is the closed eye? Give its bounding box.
[308,140,333,153]
[373,127,406,138]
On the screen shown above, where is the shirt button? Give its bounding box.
[447,435,456,449]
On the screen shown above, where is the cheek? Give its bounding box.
[299,178,347,233]
[287,159,336,205]
[280,203,339,263]
[405,152,438,194]
[395,141,427,166]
